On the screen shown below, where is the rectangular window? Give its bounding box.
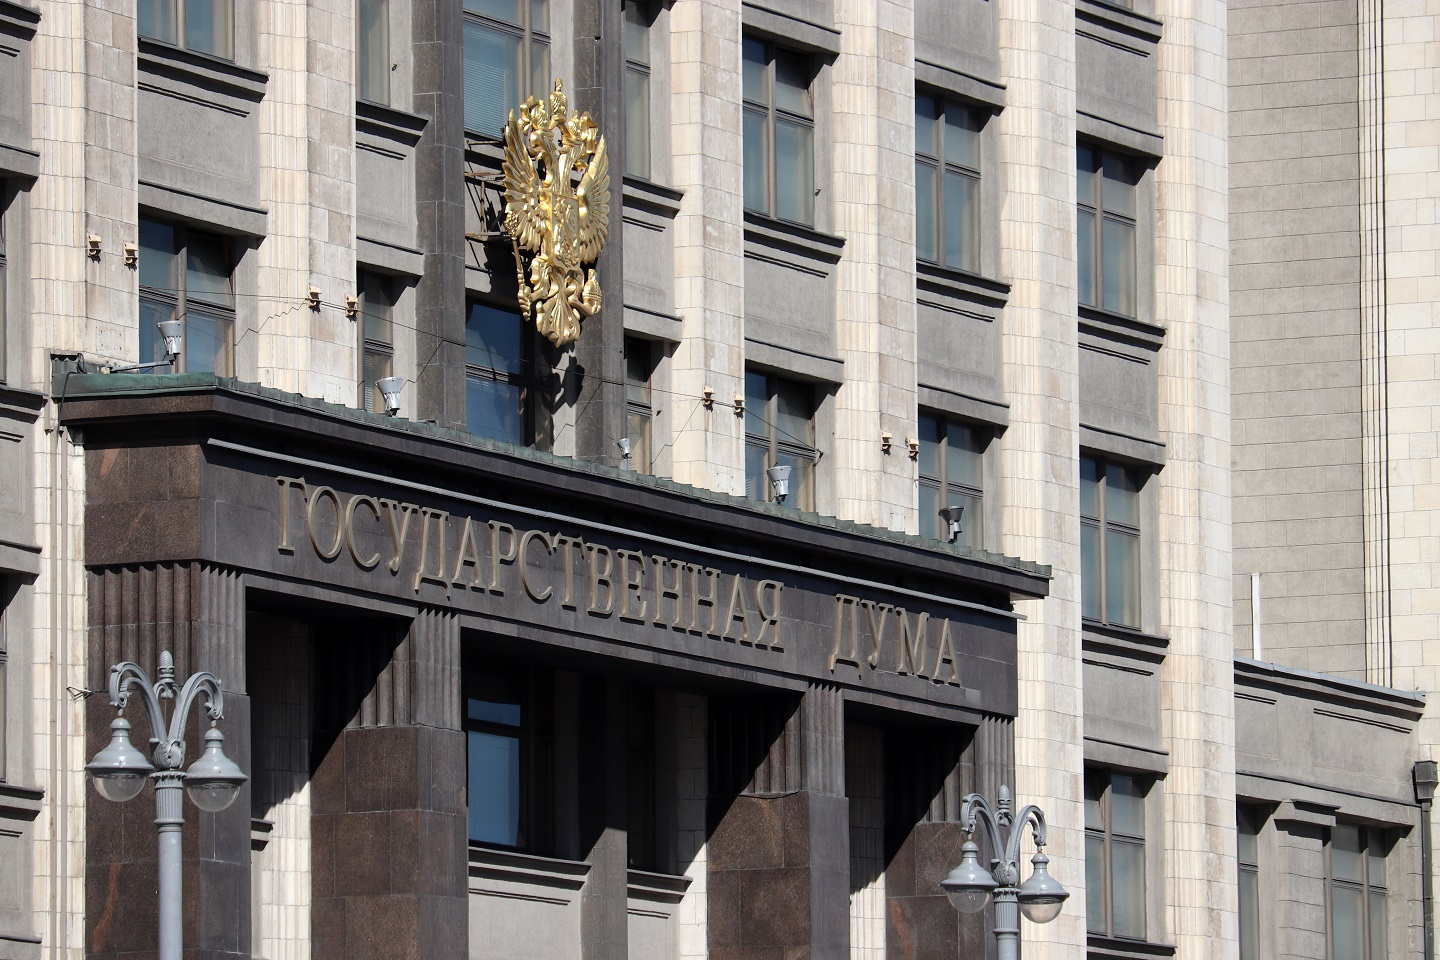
[464,0,551,139]
[1237,805,1261,960]
[627,687,659,871]
[1328,825,1387,960]
[358,271,396,413]
[358,0,390,105]
[915,94,981,273]
[139,218,236,376]
[1085,769,1147,941]
[1077,145,1140,317]
[466,301,534,445]
[138,0,235,60]
[463,657,553,852]
[917,413,985,549]
[743,39,815,226]
[1080,455,1142,628]
[625,337,655,473]
[744,371,817,510]
[623,1,652,180]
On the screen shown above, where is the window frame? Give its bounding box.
[744,370,818,510]
[1085,768,1149,942]
[0,182,7,384]
[138,217,237,377]
[1077,143,1141,318]
[464,300,540,446]
[463,0,552,140]
[1237,805,1262,960]
[914,92,983,274]
[1080,454,1144,630]
[917,412,986,549]
[462,658,554,854]
[138,0,236,61]
[357,270,396,414]
[742,38,816,227]
[358,0,391,106]
[622,0,654,180]
[624,336,655,474]
[1325,824,1388,960]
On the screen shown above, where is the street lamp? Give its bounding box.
[940,785,1069,960]
[85,651,247,960]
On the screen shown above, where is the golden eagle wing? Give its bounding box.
[502,115,545,250]
[574,134,610,264]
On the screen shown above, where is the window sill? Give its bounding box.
[137,38,268,101]
[0,2,40,36]
[1087,934,1176,960]
[743,212,845,266]
[1079,306,1165,352]
[0,782,43,821]
[916,260,1010,308]
[1082,620,1169,661]
[468,844,591,890]
[356,101,428,147]
[1075,0,1164,44]
[627,868,693,903]
[623,176,684,220]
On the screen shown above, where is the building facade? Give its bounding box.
[0,0,1429,959]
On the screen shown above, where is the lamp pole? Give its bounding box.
[85,651,247,960]
[940,785,1069,960]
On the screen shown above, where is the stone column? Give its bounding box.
[707,684,849,960]
[829,0,919,533]
[84,563,251,960]
[666,0,746,496]
[1154,1,1236,957]
[994,2,1085,958]
[310,607,467,960]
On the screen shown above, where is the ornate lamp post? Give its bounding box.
[940,785,1070,960]
[85,652,247,960]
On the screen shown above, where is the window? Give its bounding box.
[358,271,395,413]
[623,1,653,179]
[918,414,985,549]
[1080,455,1142,628]
[1085,769,1147,940]
[464,660,553,851]
[742,39,814,226]
[915,94,981,273]
[1327,824,1387,960]
[358,0,390,105]
[744,371,817,510]
[1237,805,1261,960]
[625,337,655,473]
[627,687,659,871]
[464,0,550,139]
[466,301,536,445]
[138,0,234,60]
[1077,145,1140,316]
[138,218,236,376]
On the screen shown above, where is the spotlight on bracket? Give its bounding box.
[376,376,405,416]
[156,320,184,364]
[940,504,965,544]
[616,437,632,462]
[767,464,792,505]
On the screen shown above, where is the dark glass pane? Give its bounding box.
[943,169,978,272]
[625,68,651,179]
[1085,833,1106,933]
[1369,891,1387,960]
[1238,869,1259,960]
[742,39,767,103]
[1366,831,1386,888]
[1102,217,1136,315]
[917,414,940,479]
[1102,153,1138,217]
[466,376,524,444]
[361,279,394,346]
[359,0,391,104]
[139,220,177,291]
[774,378,813,445]
[773,51,811,118]
[1077,145,1099,203]
[775,119,814,225]
[745,441,769,501]
[951,489,982,550]
[139,0,177,44]
[743,108,770,214]
[1110,839,1146,939]
[468,697,522,726]
[184,0,233,59]
[186,309,233,376]
[1079,456,1100,519]
[530,0,548,33]
[946,423,984,488]
[466,302,523,373]
[1110,774,1145,837]
[1236,806,1259,866]
[464,20,520,137]
[915,160,937,262]
[627,408,652,474]
[744,371,768,440]
[1331,825,1363,883]
[776,449,814,512]
[1106,528,1140,627]
[467,730,521,844]
[185,232,233,307]
[139,297,175,366]
[625,340,651,405]
[0,245,6,378]
[466,0,520,22]
[914,94,939,157]
[919,481,941,540]
[1077,208,1096,307]
[623,1,650,62]
[361,349,392,413]
[1105,462,1140,525]
[943,104,980,170]
[530,40,550,102]
[1081,521,1101,621]
[1330,884,1364,960]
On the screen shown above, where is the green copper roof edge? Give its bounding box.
[60,372,1053,582]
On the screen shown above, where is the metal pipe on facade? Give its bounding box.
[1416,761,1438,960]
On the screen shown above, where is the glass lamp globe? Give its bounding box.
[940,839,997,914]
[184,726,247,812]
[1017,850,1069,924]
[86,716,155,803]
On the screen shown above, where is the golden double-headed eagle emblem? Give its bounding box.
[501,80,610,348]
